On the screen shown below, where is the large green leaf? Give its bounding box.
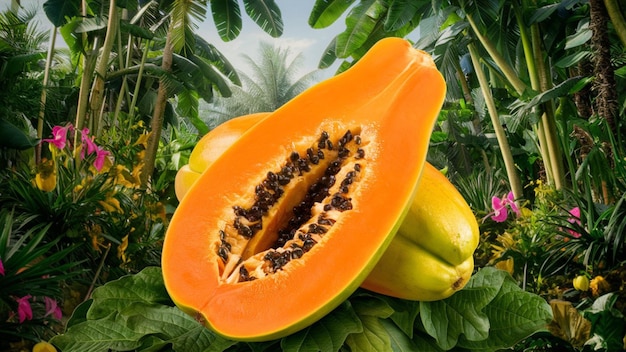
[280,301,363,352]
[384,0,423,31]
[242,0,283,37]
[308,0,356,28]
[0,118,39,150]
[211,0,242,41]
[421,268,553,351]
[43,0,81,27]
[51,267,236,352]
[335,0,386,58]
[170,0,207,53]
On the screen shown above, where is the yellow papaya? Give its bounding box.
[360,162,479,301]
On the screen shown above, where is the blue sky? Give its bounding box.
[15,0,348,79]
[198,1,347,79]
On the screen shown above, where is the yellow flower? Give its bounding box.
[133,132,150,148]
[32,341,57,352]
[495,257,514,276]
[98,193,123,213]
[117,235,129,263]
[589,276,611,297]
[88,224,104,252]
[35,158,57,192]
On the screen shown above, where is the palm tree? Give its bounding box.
[0,7,48,162]
[202,41,319,128]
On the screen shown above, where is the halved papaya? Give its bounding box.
[162,38,446,341]
[176,113,478,302]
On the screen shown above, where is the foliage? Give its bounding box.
[0,209,83,344]
[202,41,319,126]
[49,266,552,351]
[0,124,167,283]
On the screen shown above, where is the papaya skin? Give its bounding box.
[176,117,478,303]
[360,162,479,301]
[163,38,448,341]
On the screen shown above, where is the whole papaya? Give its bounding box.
[175,113,478,302]
[360,162,479,301]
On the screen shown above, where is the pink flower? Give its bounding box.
[567,207,582,238]
[490,191,520,223]
[44,297,62,320]
[0,257,4,276]
[81,128,98,156]
[93,146,110,172]
[16,295,33,323]
[43,124,73,150]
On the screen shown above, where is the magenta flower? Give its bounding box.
[567,207,582,238]
[0,257,4,276]
[16,295,33,323]
[93,146,110,171]
[490,191,520,223]
[44,297,62,320]
[43,124,73,149]
[81,128,98,155]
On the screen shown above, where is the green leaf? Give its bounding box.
[554,51,592,68]
[308,0,356,28]
[120,20,155,40]
[242,0,283,38]
[51,312,146,352]
[583,293,626,352]
[318,36,338,69]
[86,267,171,320]
[43,0,81,27]
[51,267,237,352]
[0,118,39,150]
[381,297,420,338]
[384,0,421,31]
[345,315,391,352]
[380,319,421,351]
[565,20,591,49]
[211,0,242,41]
[335,0,386,58]
[350,294,394,318]
[420,267,505,350]
[457,289,553,350]
[280,301,363,352]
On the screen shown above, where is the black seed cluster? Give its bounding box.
[220,129,366,274]
[218,230,231,262]
[239,266,256,281]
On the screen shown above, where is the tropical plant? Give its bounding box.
[0,209,82,345]
[49,266,552,352]
[202,41,319,127]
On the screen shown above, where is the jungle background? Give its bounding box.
[1,0,626,351]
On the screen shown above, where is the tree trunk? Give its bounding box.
[141,31,173,188]
[590,0,618,137]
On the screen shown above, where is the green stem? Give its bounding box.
[604,0,626,47]
[36,27,57,165]
[468,43,523,199]
[89,0,118,138]
[466,13,527,96]
[532,22,565,189]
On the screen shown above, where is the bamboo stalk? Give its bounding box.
[36,27,57,164]
[604,0,626,47]
[469,43,523,199]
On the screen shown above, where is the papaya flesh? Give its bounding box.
[177,114,478,302]
[162,38,446,341]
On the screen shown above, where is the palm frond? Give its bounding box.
[210,0,242,41]
[242,0,283,37]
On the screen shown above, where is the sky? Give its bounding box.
[13,0,348,79]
